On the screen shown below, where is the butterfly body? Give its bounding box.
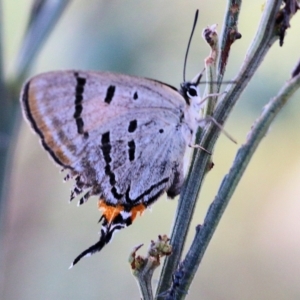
[21,70,203,266]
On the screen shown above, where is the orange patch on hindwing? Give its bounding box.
[98,200,146,223]
[98,200,125,222]
[130,203,146,221]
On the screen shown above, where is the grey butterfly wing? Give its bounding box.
[21,70,188,205]
[85,111,187,206]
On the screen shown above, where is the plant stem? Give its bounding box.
[217,0,242,85]
[176,69,300,300]
[13,0,71,85]
[155,0,283,297]
[0,1,71,298]
[136,266,155,300]
[203,24,219,117]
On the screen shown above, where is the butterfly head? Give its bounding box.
[180,81,201,105]
[179,71,206,139]
[180,70,203,109]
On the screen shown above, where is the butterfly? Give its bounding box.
[20,69,214,267]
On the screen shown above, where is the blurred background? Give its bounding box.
[1,0,300,299]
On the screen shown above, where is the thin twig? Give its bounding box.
[130,236,172,300]
[0,0,4,95]
[202,24,219,117]
[0,0,11,298]
[13,0,70,85]
[0,0,10,201]
[0,1,71,298]
[134,260,155,300]
[217,0,242,86]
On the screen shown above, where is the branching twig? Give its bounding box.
[129,236,172,300]
[175,65,300,299]
[156,0,286,297]
[13,0,71,85]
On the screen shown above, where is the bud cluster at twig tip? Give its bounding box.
[276,0,300,46]
[202,24,218,49]
[129,235,172,275]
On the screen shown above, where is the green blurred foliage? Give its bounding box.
[1,1,300,299]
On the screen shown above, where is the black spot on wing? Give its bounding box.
[21,80,69,168]
[101,132,116,187]
[104,85,116,104]
[101,132,110,144]
[128,120,137,133]
[76,118,84,134]
[74,72,88,138]
[101,132,112,165]
[133,91,138,100]
[128,140,135,161]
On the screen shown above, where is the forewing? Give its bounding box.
[21,70,187,204]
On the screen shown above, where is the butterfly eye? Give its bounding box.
[187,85,198,98]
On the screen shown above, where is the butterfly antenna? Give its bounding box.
[183,9,199,83]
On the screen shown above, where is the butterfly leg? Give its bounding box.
[188,143,211,154]
[196,116,237,144]
[196,91,226,108]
